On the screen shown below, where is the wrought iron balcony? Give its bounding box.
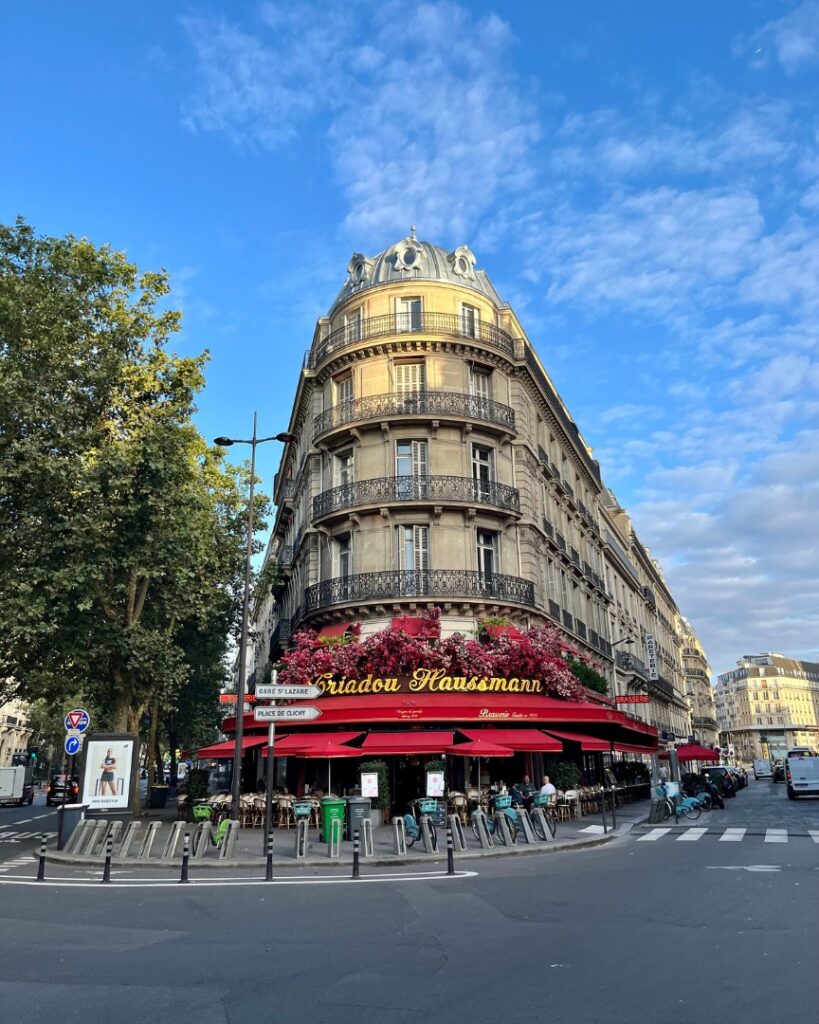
[569,546,581,567]
[276,545,294,568]
[555,531,567,552]
[542,516,554,539]
[642,586,657,608]
[314,390,516,437]
[306,569,535,611]
[562,609,574,631]
[648,674,675,699]
[575,618,587,641]
[305,311,517,369]
[548,599,560,620]
[616,650,648,678]
[313,475,521,519]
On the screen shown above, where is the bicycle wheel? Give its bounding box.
[531,814,546,840]
[682,803,701,821]
[405,830,416,847]
[546,812,557,838]
[659,799,672,822]
[505,815,518,844]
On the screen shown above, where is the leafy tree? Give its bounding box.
[566,656,610,695]
[0,219,267,810]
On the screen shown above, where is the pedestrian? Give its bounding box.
[539,775,557,805]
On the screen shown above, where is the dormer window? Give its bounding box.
[447,245,476,279]
[346,252,373,286]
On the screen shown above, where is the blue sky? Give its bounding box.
[3,1,819,675]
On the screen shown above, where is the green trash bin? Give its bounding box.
[321,797,345,844]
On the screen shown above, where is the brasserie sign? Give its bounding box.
[312,668,548,697]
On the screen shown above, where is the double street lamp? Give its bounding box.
[214,415,295,819]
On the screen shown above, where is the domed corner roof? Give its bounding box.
[329,231,504,313]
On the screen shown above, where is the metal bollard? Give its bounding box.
[352,828,360,879]
[36,834,47,882]
[611,788,617,830]
[179,833,190,883]
[265,830,274,881]
[392,816,407,856]
[101,834,113,884]
[446,824,455,876]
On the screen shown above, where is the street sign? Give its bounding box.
[64,708,90,733]
[253,705,322,723]
[64,735,81,756]
[66,728,84,739]
[255,684,322,700]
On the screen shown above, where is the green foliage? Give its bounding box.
[423,759,445,773]
[185,768,209,801]
[359,759,390,816]
[567,657,609,695]
[553,761,581,792]
[0,220,265,785]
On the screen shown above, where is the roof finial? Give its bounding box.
[410,225,416,239]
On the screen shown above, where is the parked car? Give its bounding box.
[785,749,819,800]
[45,774,80,806]
[701,765,737,796]
[728,765,748,788]
[753,759,772,779]
[772,762,786,783]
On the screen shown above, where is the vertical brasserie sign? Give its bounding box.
[644,634,658,681]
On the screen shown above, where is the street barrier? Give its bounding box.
[217,820,239,860]
[446,824,456,875]
[326,817,342,858]
[392,816,407,856]
[360,818,374,858]
[447,814,466,851]
[471,811,493,849]
[294,819,309,860]
[106,821,124,852]
[516,808,538,844]
[179,833,190,884]
[63,820,94,855]
[265,831,274,881]
[352,828,360,879]
[419,815,438,853]
[531,807,555,842]
[36,834,47,882]
[161,821,188,860]
[118,822,142,858]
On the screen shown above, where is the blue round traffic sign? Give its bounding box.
[64,708,90,733]
[65,735,81,756]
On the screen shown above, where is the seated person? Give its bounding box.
[539,775,557,805]
[510,774,536,809]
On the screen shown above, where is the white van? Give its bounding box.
[786,749,819,799]
[753,759,772,779]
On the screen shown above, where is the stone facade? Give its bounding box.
[0,698,31,767]
[679,620,718,748]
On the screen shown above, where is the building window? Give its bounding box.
[461,303,480,338]
[396,297,422,332]
[334,372,353,405]
[398,525,430,594]
[335,534,353,598]
[395,439,428,499]
[394,360,425,393]
[476,529,498,581]
[344,308,362,342]
[470,365,491,401]
[335,449,354,488]
[471,443,494,500]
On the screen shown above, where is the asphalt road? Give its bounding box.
[0,792,59,870]
[1,778,817,1024]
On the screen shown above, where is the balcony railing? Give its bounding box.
[276,545,294,568]
[642,586,657,608]
[306,569,535,611]
[616,651,648,678]
[575,618,587,641]
[648,674,675,699]
[562,609,574,631]
[314,390,516,437]
[548,599,560,620]
[313,475,521,519]
[555,531,567,552]
[305,311,517,369]
[542,517,554,539]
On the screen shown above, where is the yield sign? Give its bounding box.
[64,708,90,733]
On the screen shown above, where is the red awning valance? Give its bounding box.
[197,735,269,759]
[482,624,524,640]
[360,730,454,755]
[659,743,719,763]
[316,623,355,640]
[615,742,659,754]
[543,729,611,752]
[262,731,363,757]
[458,729,562,753]
[390,616,427,635]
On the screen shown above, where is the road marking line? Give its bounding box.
[677,827,708,841]
[764,829,788,843]
[636,828,671,842]
[809,831,819,843]
[579,825,605,834]
[719,828,746,842]
[0,869,480,889]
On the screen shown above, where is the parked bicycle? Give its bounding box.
[471,794,520,844]
[530,793,558,839]
[657,783,702,821]
[403,798,440,849]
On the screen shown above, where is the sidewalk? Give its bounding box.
[47,799,650,870]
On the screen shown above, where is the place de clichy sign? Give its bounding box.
[311,668,551,697]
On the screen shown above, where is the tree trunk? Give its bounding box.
[146,698,160,799]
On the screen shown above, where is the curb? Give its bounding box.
[42,820,645,871]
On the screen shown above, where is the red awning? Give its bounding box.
[262,731,363,757]
[197,735,269,759]
[659,743,720,763]
[360,731,454,755]
[390,616,427,635]
[615,742,659,754]
[447,739,514,757]
[482,624,524,640]
[458,729,562,753]
[543,730,611,752]
[316,623,354,640]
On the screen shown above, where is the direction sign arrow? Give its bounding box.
[65,735,81,756]
[253,705,322,723]
[255,684,322,700]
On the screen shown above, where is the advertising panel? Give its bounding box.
[80,735,137,811]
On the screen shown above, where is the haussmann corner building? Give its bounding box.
[213,233,710,807]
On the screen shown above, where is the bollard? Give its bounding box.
[352,828,361,879]
[516,808,538,845]
[361,818,374,858]
[419,815,438,853]
[36,834,47,882]
[446,824,455,876]
[118,821,142,859]
[101,834,113,884]
[493,812,514,847]
[392,816,407,856]
[447,814,467,851]
[265,830,274,881]
[610,788,617,831]
[179,832,190,884]
[471,810,493,849]
[531,806,555,843]
[294,819,309,860]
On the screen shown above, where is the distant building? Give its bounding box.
[714,653,819,761]
[0,698,32,767]
[679,620,718,748]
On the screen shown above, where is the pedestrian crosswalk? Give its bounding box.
[636,826,819,844]
[0,830,56,844]
[0,856,34,874]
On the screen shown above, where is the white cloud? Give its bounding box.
[739,0,819,73]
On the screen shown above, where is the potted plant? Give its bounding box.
[553,761,581,793]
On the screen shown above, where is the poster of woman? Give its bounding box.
[81,737,135,810]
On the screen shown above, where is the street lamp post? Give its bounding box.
[214,415,295,823]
